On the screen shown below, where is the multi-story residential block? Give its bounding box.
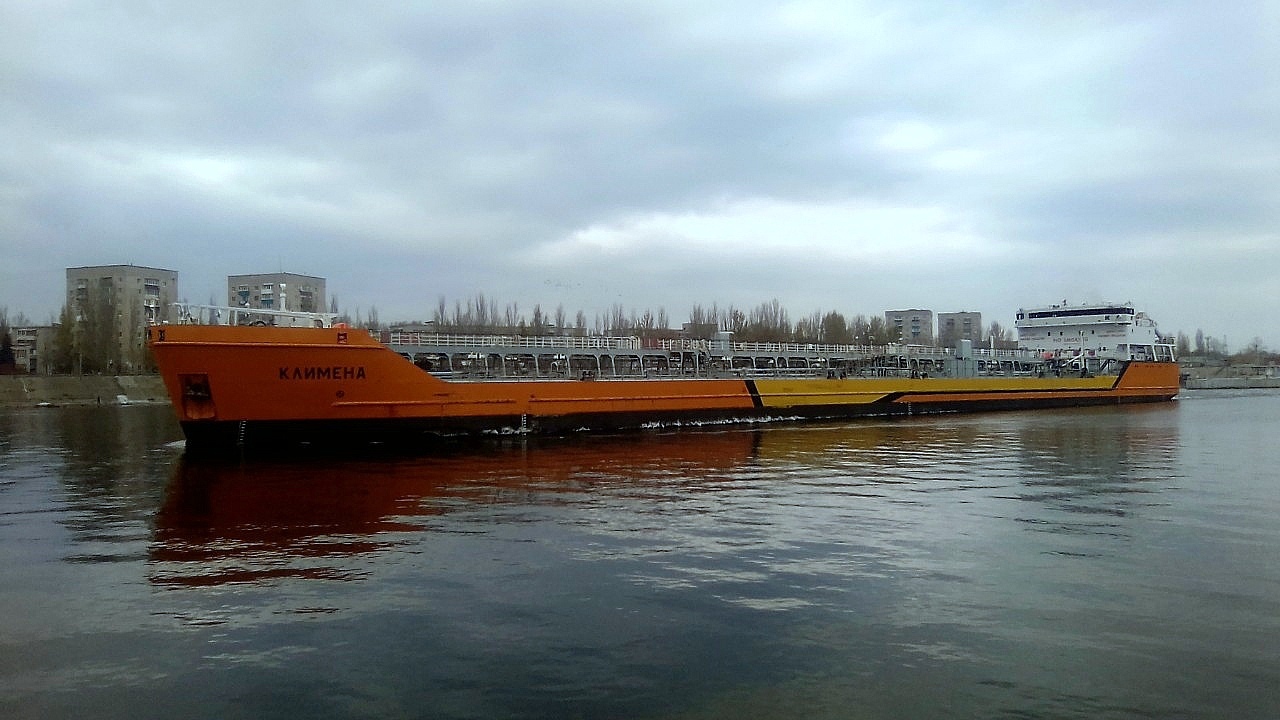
[11,325,55,374]
[66,264,178,371]
[885,309,934,345]
[228,272,326,313]
[937,311,983,347]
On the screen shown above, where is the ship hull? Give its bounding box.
[147,325,1179,454]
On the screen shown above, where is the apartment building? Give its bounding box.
[66,264,178,371]
[10,325,55,374]
[885,308,934,345]
[937,311,983,347]
[228,272,326,313]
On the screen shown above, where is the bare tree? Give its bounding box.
[721,305,747,337]
[867,315,894,345]
[1176,332,1190,357]
[986,321,1010,343]
[608,303,627,334]
[821,310,851,344]
[530,304,545,334]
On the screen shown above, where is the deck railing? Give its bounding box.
[389,331,643,350]
[661,338,1040,361]
[164,303,338,328]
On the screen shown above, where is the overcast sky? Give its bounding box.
[3,1,1277,348]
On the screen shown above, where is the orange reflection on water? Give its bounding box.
[148,430,765,587]
[148,407,1179,588]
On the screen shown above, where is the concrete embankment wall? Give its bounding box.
[1183,377,1280,390]
[0,375,170,407]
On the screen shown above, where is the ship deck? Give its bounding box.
[383,331,1070,382]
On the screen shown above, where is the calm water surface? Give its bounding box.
[1,392,1278,719]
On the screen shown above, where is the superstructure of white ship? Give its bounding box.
[1015,301,1176,373]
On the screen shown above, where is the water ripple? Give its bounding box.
[3,400,1280,718]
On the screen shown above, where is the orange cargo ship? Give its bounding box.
[147,303,1179,453]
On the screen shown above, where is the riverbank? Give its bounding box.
[1183,377,1280,389]
[0,374,169,407]
[1180,362,1280,390]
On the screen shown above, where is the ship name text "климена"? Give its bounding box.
[279,366,367,380]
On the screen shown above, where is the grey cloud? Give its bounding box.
[2,1,1277,345]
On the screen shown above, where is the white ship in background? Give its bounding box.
[1015,301,1176,366]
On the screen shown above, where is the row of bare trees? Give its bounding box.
[406,294,1016,347]
[2,278,166,374]
[1175,330,1272,362]
[48,286,145,373]
[399,294,1265,357]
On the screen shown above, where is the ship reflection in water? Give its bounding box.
[148,431,768,587]
[149,407,1176,590]
[151,458,428,586]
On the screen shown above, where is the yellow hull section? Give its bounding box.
[752,375,1118,409]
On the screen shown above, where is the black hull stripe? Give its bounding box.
[180,392,1175,456]
[873,385,1130,405]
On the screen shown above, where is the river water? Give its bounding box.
[1,391,1277,719]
